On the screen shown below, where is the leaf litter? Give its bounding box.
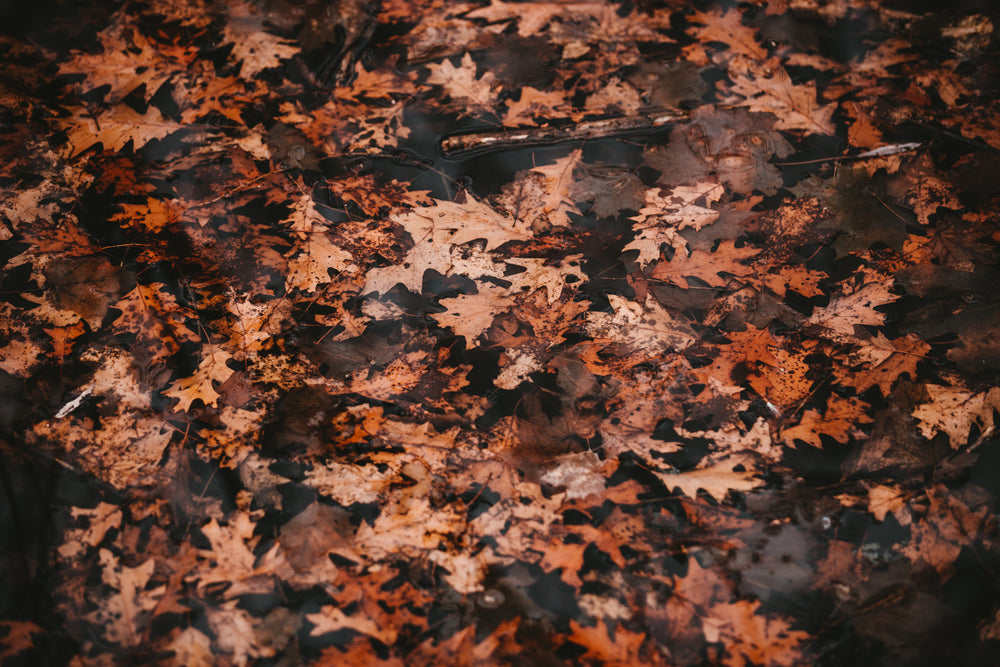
[1,0,1000,665]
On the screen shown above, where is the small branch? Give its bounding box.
[439,108,689,158]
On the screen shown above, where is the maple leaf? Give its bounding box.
[163,347,235,412]
[912,384,1000,448]
[425,52,498,116]
[724,56,837,135]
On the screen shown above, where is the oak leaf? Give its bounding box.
[688,8,768,60]
[223,0,301,78]
[805,278,896,343]
[363,195,531,294]
[711,599,811,667]
[167,628,215,667]
[502,85,577,126]
[835,332,930,396]
[626,181,723,268]
[493,149,585,230]
[58,24,187,104]
[584,294,696,354]
[747,343,813,409]
[205,602,267,664]
[113,196,181,233]
[60,105,182,157]
[163,347,235,412]
[912,384,1000,448]
[0,621,44,662]
[197,406,266,468]
[651,239,759,288]
[868,484,911,524]
[466,1,667,42]
[791,167,911,256]
[781,395,873,448]
[656,457,764,502]
[226,292,292,360]
[762,264,824,298]
[425,52,498,115]
[902,486,988,577]
[307,606,398,645]
[724,56,836,135]
[433,283,518,343]
[110,283,200,364]
[567,619,648,667]
[176,73,257,125]
[87,549,164,646]
[283,195,356,293]
[192,513,283,598]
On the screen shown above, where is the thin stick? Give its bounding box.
[439,108,689,158]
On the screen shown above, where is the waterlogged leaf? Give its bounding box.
[60,105,182,156]
[163,347,235,412]
[6,0,1000,665]
[912,385,1000,447]
[425,52,498,115]
[656,458,764,502]
[724,55,837,135]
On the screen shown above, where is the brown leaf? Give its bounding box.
[163,347,235,412]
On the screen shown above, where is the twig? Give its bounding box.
[439,107,689,158]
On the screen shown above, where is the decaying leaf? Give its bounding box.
[4,1,1000,665]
